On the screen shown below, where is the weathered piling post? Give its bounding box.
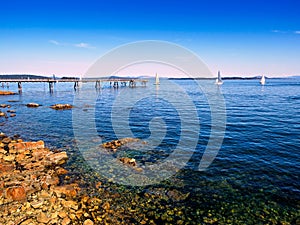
[113,81,119,88]
[142,80,147,86]
[18,81,22,90]
[49,81,54,91]
[95,80,101,89]
[129,79,136,87]
[74,81,79,90]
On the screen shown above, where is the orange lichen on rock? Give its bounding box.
[5,186,26,201]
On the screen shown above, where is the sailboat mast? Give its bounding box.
[260,74,266,85]
[155,73,160,85]
[216,70,223,85]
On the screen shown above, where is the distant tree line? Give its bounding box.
[0,74,49,79]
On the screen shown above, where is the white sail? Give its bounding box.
[260,75,266,85]
[155,73,160,85]
[215,71,223,85]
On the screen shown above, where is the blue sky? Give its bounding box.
[0,0,300,77]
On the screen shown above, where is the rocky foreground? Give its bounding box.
[0,134,193,225]
[0,133,96,225]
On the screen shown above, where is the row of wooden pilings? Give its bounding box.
[1,79,148,93]
[55,80,143,91]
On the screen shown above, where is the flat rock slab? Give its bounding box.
[50,104,73,110]
[0,91,16,95]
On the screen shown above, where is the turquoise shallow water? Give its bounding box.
[0,78,299,224]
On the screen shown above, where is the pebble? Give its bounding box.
[61,217,71,225]
[58,211,68,218]
[37,212,51,224]
[3,155,15,162]
[83,219,94,225]
[30,200,44,209]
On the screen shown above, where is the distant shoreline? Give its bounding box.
[1,74,299,80]
[168,76,299,80]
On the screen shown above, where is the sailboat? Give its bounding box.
[260,75,266,85]
[215,71,223,85]
[154,73,160,85]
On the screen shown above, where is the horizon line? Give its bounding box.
[1,74,299,79]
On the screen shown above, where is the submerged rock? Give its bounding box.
[102,140,122,151]
[7,100,19,102]
[50,104,73,110]
[119,157,137,167]
[102,137,143,151]
[167,189,190,202]
[47,152,68,165]
[0,91,16,95]
[26,103,40,107]
[0,112,7,117]
[102,138,145,171]
[0,104,9,108]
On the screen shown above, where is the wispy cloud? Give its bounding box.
[49,40,62,45]
[271,29,286,33]
[272,30,300,35]
[49,40,95,49]
[74,42,94,49]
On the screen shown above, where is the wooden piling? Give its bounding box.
[18,82,22,90]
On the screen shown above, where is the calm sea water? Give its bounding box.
[0,78,299,224]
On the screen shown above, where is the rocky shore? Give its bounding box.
[0,135,296,224]
[0,133,193,225]
[0,133,99,225]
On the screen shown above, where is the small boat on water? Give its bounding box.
[154,73,160,85]
[215,71,223,85]
[260,75,266,85]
